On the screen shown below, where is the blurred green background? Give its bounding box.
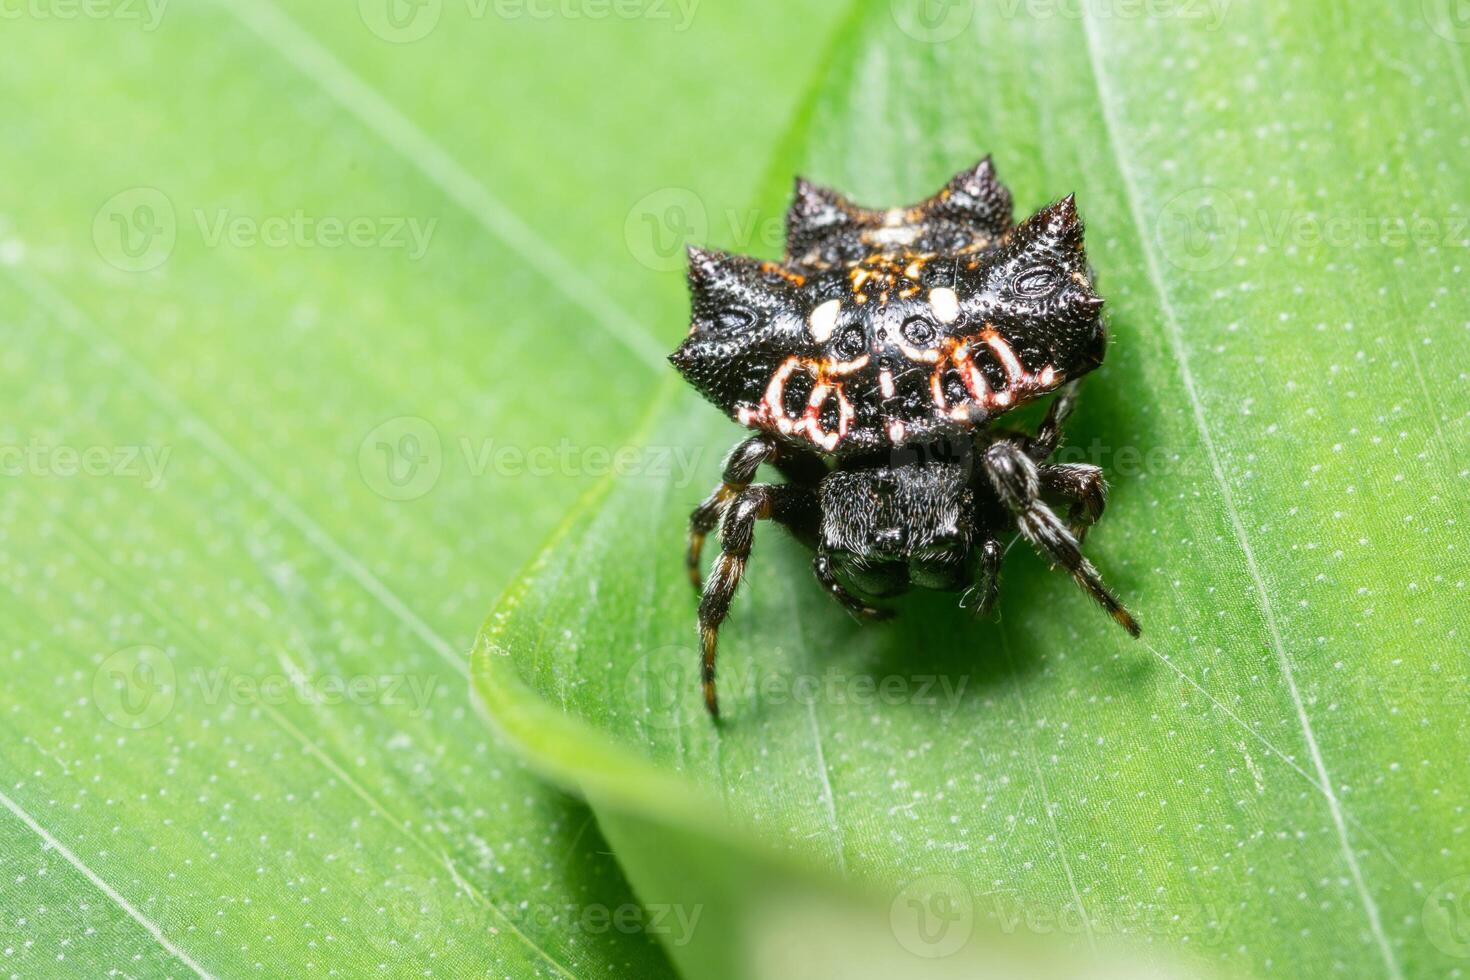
[1,1,1468,978]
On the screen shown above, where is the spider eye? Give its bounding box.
[834,324,867,359]
[705,307,754,335]
[901,315,937,347]
[1012,264,1061,299]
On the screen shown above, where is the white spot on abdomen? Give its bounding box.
[929,287,960,324]
[808,299,841,342]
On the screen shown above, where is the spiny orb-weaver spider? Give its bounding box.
[670,157,1140,719]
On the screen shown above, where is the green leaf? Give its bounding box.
[0,1,847,975]
[475,2,1470,977]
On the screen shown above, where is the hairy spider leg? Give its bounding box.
[686,434,826,591]
[959,535,1006,617]
[1039,462,1108,544]
[811,553,895,621]
[698,483,818,718]
[686,434,779,592]
[982,439,1139,636]
[1026,379,1083,461]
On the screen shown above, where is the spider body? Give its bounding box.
[671,158,1140,718]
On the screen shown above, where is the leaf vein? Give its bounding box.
[1078,12,1402,976]
[0,788,214,978]
[213,0,668,372]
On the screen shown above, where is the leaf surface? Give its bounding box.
[0,1,844,974]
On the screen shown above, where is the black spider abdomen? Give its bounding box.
[669,157,1109,459]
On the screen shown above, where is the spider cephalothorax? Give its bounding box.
[672,157,1140,719]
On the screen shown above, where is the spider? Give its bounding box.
[669,157,1140,719]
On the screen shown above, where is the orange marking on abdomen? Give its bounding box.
[980,330,1026,386]
[929,369,948,410]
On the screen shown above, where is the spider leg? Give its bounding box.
[1026,379,1083,461]
[1040,462,1108,544]
[812,553,895,622]
[983,440,1139,636]
[959,535,1005,618]
[698,483,816,719]
[686,433,779,592]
